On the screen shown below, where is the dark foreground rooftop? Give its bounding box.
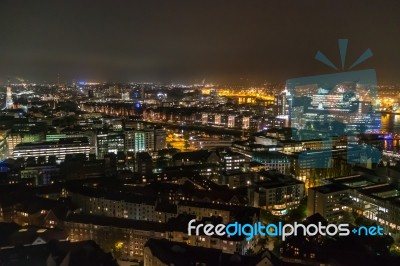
[145,238,279,266]
[0,239,118,266]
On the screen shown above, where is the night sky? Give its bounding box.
[0,0,400,84]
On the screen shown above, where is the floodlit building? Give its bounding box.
[13,137,91,162]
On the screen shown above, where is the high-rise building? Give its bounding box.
[5,86,13,109]
[96,132,125,159]
[7,123,47,157]
[121,92,130,101]
[274,89,290,117]
[125,129,154,153]
[0,131,7,160]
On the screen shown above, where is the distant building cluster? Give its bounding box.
[0,82,398,265]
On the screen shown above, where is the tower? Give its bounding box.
[6,86,13,109]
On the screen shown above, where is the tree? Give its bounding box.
[112,241,124,259]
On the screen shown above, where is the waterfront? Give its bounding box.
[382,114,400,151]
[382,114,400,134]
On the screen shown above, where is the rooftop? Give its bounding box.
[15,137,89,148]
[145,238,277,266]
[65,213,166,232]
[0,240,117,266]
[309,183,348,194]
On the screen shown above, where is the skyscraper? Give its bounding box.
[274,88,290,117]
[5,86,13,109]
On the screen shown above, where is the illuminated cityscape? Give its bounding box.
[1,1,400,266]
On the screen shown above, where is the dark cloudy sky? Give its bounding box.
[0,0,399,83]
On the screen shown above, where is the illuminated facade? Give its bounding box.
[125,129,154,153]
[291,149,352,190]
[66,214,254,262]
[287,75,381,137]
[307,183,349,223]
[252,177,305,215]
[0,136,6,160]
[5,86,13,109]
[348,184,400,232]
[96,132,125,158]
[6,123,46,157]
[221,151,245,173]
[12,137,91,161]
[308,177,400,233]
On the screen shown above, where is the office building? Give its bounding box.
[7,123,47,156]
[12,137,91,162]
[5,86,13,109]
[125,129,154,153]
[220,150,246,173]
[307,183,349,223]
[96,132,125,158]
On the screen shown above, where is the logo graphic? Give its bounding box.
[286,39,381,172]
[188,220,384,241]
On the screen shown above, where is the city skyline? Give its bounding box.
[1,1,400,266]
